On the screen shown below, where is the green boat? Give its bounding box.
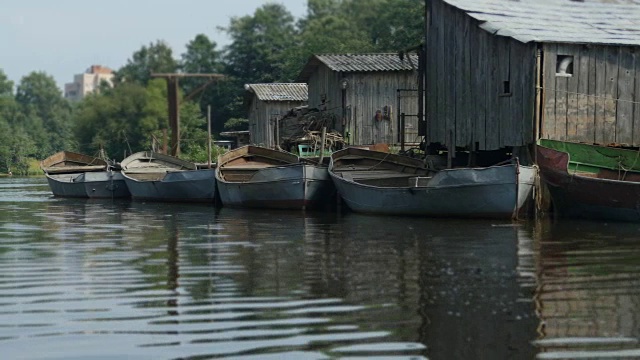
[536,139,640,221]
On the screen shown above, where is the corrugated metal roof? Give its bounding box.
[244,83,308,101]
[443,0,640,45]
[296,53,419,82]
[315,53,419,72]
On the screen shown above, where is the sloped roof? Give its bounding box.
[443,0,640,45]
[244,83,308,101]
[297,53,419,82]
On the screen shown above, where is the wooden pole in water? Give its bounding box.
[275,116,280,149]
[207,105,212,169]
[400,113,406,152]
[447,129,454,169]
[319,127,327,164]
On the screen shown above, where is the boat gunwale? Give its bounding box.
[537,144,640,186]
[120,151,198,171]
[330,148,526,191]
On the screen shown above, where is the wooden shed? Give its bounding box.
[426,0,640,159]
[297,54,420,147]
[245,83,308,147]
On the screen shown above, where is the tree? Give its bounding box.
[222,4,298,84]
[181,34,223,76]
[348,0,424,51]
[218,4,298,134]
[0,69,17,129]
[0,69,13,96]
[178,34,230,137]
[15,71,72,157]
[73,81,165,160]
[178,101,210,162]
[115,40,178,85]
[224,118,249,131]
[287,0,423,79]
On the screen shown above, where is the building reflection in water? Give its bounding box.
[531,219,640,358]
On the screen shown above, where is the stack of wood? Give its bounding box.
[278,108,345,153]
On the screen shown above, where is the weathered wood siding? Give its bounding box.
[248,98,306,147]
[307,63,419,146]
[426,0,537,151]
[541,43,640,146]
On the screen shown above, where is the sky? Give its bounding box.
[0,0,308,90]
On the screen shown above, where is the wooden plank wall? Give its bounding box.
[426,0,537,151]
[248,98,306,147]
[344,72,418,145]
[307,64,419,146]
[541,43,640,146]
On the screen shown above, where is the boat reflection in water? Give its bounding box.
[6,180,640,359]
[530,219,640,359]
[302,214,539,359]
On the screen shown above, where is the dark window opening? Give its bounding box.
[501,80,511,96]
[556,55,574,76]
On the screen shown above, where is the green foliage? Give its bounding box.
[115,40,178,85]
[179,34,230,136]
[14,71,73,157]
[222,4,298,84]
[178,101,207,159]
[181,34,223,77]
[0,69,14,96]
[0,124,38,175]
[73,81,166,161]
[224,118,249,131]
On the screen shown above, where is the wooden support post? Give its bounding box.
[207,105,212,169]
[319,127,327,164]
[162,129,168,155]
[167,77,180,157]
[534,47,543,164]
[151,73,224,158]
[400,113,406,152]
[275,117,280,149]
[447,129,454,169]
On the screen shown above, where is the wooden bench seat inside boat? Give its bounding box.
[44,165,106,174]
[339,170,416,180]
[124,167,173,181]
[337,169,420,187]
[220,164,271,182]
[126,172,168,181]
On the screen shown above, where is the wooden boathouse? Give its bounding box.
[244,83,308,147]
[425,0,640,161]
[297,53,420,147]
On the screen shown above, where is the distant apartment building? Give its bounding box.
[64,65,114,101]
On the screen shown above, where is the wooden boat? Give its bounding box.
[536,139,640,222]
[120,151,216,202]
[215,145,334,209]
[40,151,130,198]
[329,147,536,218]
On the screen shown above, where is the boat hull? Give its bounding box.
[537,144,640,222]
[123,169,216,203]
[331,162,535,218]
[45,171,130,199]
[216,163,334,209]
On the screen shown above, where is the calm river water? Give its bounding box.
[2,177,640,359]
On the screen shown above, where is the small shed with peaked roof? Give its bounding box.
[297,53,420,147]
[426,0,640,160]
[245,83,308,147]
